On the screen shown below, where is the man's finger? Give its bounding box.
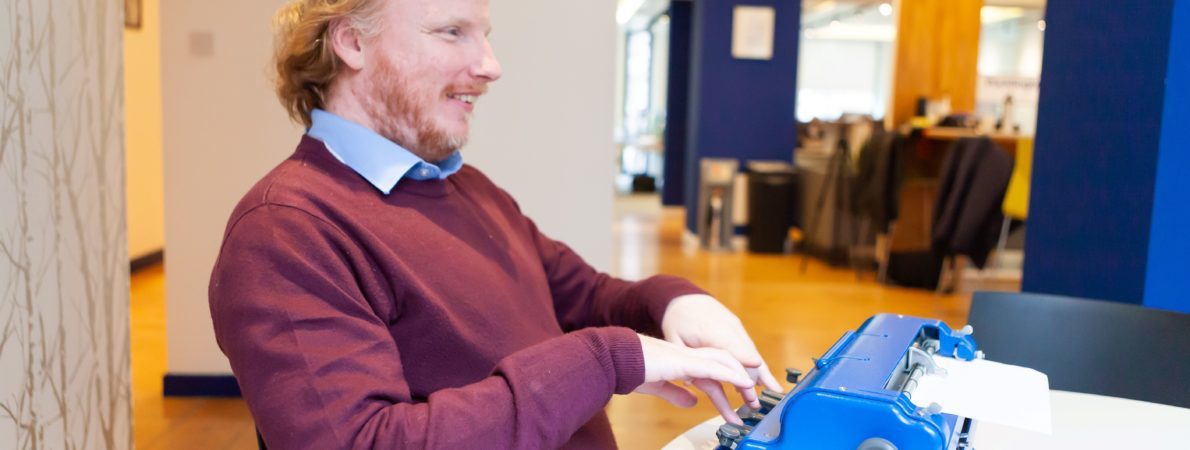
[692,379,741,426]
[695,326,763,368]
[724,328,764,367]
[684,359,753,390]
[692,348,755,388]
[754,363,783,392]
[639,381,698,408]
[736,382,760,410]
[724,343,763,368]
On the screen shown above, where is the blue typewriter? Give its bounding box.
[716,314,981,450]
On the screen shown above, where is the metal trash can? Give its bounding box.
[746,161,797,253]
[698,158,739,251]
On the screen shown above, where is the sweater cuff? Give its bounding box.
[636,275,709,334]
[578,327,646,395]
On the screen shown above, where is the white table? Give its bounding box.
[663,390,1190,450]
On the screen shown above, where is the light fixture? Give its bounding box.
[1038,19,1047,31]
[879,3,893,17]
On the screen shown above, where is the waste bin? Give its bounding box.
[746,161,797,253]
[698,158,739,251]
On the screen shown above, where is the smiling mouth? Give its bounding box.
[448,94,477,105]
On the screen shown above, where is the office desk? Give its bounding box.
[662,390,1190,450]
[921,127,1021,154]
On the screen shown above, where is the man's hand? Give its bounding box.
[635,334,758,425]
[659,294,783,420]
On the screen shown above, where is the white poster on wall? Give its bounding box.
[732,5,776,60]
[977,75,1041,135]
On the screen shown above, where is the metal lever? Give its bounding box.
[906,347,946,376]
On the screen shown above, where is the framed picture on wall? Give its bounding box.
[731,5,775,60]
[125,0,142,29]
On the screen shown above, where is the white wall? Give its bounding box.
[978,10,1046,78]
[796,38,894,121]
[976,9,1046,134]
[161,1,616,376]
[0,0,132,447]
[124,0,166,260]
[161,0,298,375]
[467,0,616,271]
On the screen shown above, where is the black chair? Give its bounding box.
[968,291,1190,408]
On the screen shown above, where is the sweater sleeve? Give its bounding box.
[524,217,708,337]
[208,204,645,450]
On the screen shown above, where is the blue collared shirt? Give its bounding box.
[306,109,463,195]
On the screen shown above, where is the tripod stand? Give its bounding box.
[798,139,869,277]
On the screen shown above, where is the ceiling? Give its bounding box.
[800,0,1046,41]
[804,0,1045,8]
[616,0,1046,32]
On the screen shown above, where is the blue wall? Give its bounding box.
[662,2,693,206]
[683,0,801,232]
[1024,0,1190,313]
[1144,0,1190,313]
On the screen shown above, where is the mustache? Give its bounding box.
[446,84,489,95]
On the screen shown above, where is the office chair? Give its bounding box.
[989,137,1033,268]
[968,291,1190,408]
[1001,137,1032,222]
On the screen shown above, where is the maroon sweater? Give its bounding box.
[208,137,705,449]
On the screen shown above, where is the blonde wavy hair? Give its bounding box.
[272,0,386,127]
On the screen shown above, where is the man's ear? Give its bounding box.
[328,19,366,71]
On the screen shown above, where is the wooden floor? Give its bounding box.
[130,265,259,449]
[130,197,972,449]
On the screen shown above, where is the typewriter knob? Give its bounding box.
[716,423,744,449]
[785,368,802,384]
[857,437,897,450]
[758,389,784,412]
[926,402,943,415]
[739,410,765,426]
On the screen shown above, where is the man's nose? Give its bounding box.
[474,38,502,82]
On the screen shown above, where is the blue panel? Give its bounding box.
[1022,0,1175,304]
[684,0,801,232]
[662,2,693,206]
[1144,0,1190,314]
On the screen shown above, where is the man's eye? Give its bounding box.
[443,27,462,38]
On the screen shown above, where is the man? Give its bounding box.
[208,0,781,448]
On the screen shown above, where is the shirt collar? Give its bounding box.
[306,109,463,195]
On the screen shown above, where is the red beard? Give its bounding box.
[366,53,478,162]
